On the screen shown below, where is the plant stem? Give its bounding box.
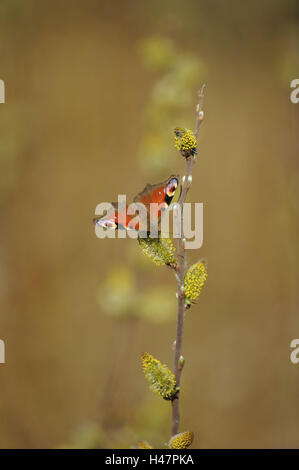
[171,86,206,436]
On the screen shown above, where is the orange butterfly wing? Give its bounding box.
[94,175,179,232]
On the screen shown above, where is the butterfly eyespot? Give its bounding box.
[166,178,178,197]
[106,221,117,229]
[96,219,117,229]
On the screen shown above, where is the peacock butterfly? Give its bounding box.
[93,174,179,234]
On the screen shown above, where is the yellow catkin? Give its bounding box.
[184,260,207,304]
[138,237,176,266]
[138,441,153,449]
[169,431,194,449]
[174,127,197,156]
[141,352,176,399]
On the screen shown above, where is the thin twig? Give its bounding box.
[171,86,206,437]
[195,84,206,139]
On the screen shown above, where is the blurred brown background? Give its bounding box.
[0,0,299,449]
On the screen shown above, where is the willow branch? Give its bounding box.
[171,85,206,437]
